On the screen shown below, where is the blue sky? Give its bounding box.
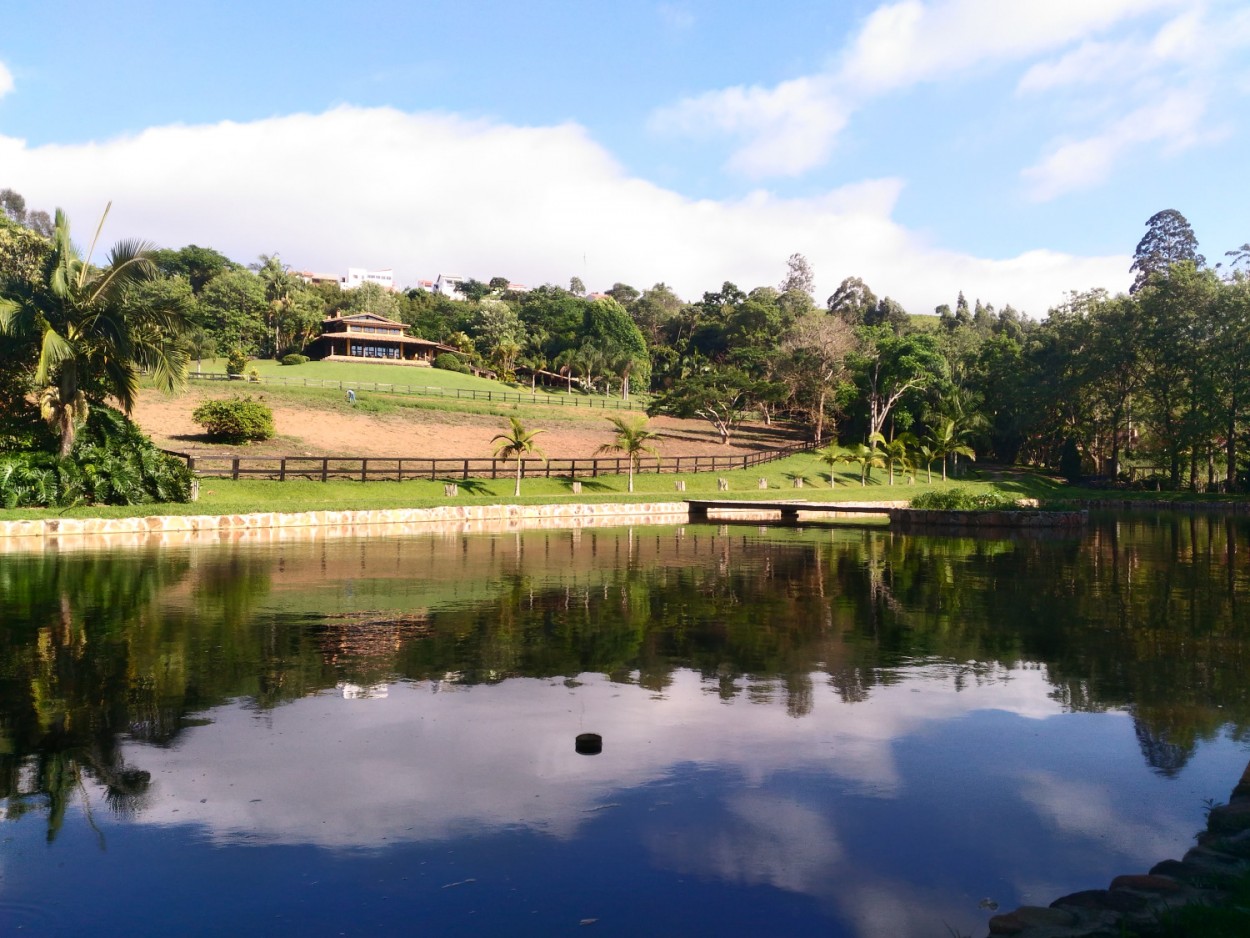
[2,1,1247,314]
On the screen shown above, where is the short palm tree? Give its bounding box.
[871,432,917,486]
[926,418,976,481]
[596,415,660,493]
[492,416,546,497]
[916,442,939,484]
[0,204,189,456]
[819,444,859,487]
[851,441,886,486]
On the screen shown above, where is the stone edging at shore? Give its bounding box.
[0,502,690,553]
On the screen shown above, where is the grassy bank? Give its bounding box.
[5,450,1247,523]
[0,454,1103,522]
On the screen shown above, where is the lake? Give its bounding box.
[1,512,1248,937]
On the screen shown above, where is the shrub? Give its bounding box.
[192,397,275,443]
[910,487,1020,511]
[0,406,192,508]
[433,352,470,373]
[280,353,309,366]
[226,349,249,376]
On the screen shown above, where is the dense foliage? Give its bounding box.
[909,488,1020,510]
[192,397,275,442]
[5,189,1250,493]
[0,406,192,507]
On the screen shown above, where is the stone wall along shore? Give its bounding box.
[0,502,689,555]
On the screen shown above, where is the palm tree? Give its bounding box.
[850,441,885,486]
[871,432,917,486]
[926,418,976,481]
[819,444,859,487]
[916,442,939,484]
[0,204,189,456]
[492,416,546,497]
[596,415,660,493]
[552,348,582,393]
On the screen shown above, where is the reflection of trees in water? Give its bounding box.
[842,514,1250,774]
[3,513,1249,834]
[0,552,183,841]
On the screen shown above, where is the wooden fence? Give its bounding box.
[169,439,819,482]
[189,372,645,411]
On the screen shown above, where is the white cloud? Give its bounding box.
[650,76,848,177]
[837,0,1178,94]
[650,0,1178,177]
[1022,89,1214,200]
[1016,39,1146,94]
[1015,5,1250,199]
[0,107,1127,313]
[0,61,13,99]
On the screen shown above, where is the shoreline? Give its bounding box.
[3,496,1248,554]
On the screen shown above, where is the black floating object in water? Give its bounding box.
[575,733,603,755]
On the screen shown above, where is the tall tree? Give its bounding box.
[826,276,877,325]
[647,368,755,444]
[0,205,189,456]
[781,312,856,444]
[1130,209,1204,293]
[582,297,649,398]
[852,327,948,442]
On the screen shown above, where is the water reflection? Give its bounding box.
[1,514,1249,936]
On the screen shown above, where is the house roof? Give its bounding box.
[321,312,406,327]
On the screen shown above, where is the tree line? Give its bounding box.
[3,190,1249,491]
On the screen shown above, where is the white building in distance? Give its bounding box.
[343,267,395,291]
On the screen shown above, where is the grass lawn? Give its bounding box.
[192,358,646,409]
[0,455,1094,521]
[188,378,623,429]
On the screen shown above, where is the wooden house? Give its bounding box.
[305,313,461,365]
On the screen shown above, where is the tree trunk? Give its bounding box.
[1229,409,1239,492]
[515,459,522,497]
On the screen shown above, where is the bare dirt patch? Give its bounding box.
[132,386,805,459]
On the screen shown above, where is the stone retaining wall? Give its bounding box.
[1079,498,1250,513]
[889,509,1089,528]
[987,759,1250,937]
[0,502,689,554]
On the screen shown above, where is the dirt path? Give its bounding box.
[132,386,805,459]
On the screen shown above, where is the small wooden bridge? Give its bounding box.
[686,499,900,522]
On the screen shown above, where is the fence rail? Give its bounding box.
[188,371,645,410]
[169,439,820,483]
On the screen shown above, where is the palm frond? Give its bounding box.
[34,329,77,385]
[86,239,157,305]
[79,202,112,288]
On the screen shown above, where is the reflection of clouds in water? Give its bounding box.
[1016,770,1191,860]
[123,666,1065,850]
[838,880,979,938]
[647,797,984,938]
[645,792,842,894]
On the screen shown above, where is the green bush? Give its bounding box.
[910,487,1020,511]
[192,397,275,443]
[433,353,470,373]
[0,406,192,508]
[226,349,249,376]
[280,353,310,366]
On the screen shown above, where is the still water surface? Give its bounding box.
[2,514,1248,936]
